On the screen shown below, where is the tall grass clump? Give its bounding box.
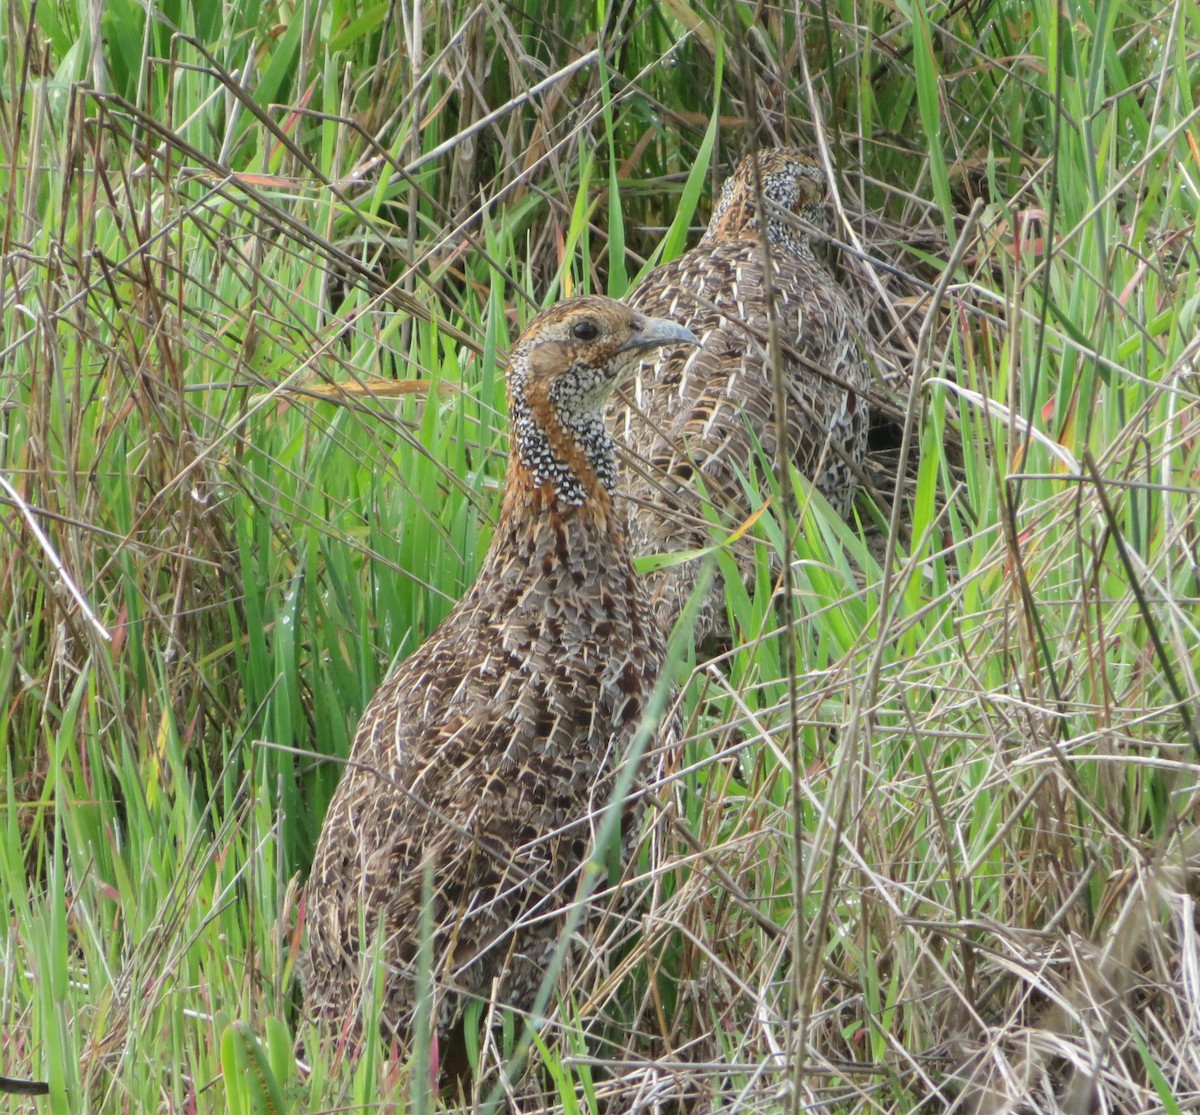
[2,0,1197,1111]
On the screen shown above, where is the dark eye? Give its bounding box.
[572,319,599,341]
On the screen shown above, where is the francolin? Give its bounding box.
[302,296,697,1038]
[613,148,872,640]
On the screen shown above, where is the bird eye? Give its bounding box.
[572,319,599,340]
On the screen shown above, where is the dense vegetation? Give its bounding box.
[2,0,1198,1110]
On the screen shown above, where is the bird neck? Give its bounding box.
[704,197,813,258]
[479,448,627,599]
[459,372,635,615]
[506,378,618,509]
[497,459,619,539]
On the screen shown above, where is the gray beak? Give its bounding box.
[617,314,699,355]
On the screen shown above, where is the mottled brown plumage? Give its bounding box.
[302,296,696,1037]
[612,148,872,639]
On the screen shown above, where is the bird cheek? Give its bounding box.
[526,341,569,380]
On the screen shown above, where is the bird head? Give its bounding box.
[704,148,829,252]
[507,296,697,507]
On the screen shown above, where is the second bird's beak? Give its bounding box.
[617,315,699,355]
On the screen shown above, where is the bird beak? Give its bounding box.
[617,315,699,355]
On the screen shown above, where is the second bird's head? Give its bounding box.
[507,296,697,507]
[705,147,829,252]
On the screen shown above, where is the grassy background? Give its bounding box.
[2,0,1198,1110]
